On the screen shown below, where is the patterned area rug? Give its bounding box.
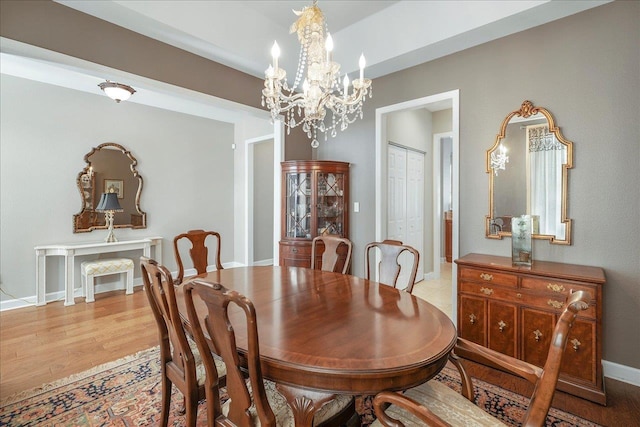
[0,346,601,426]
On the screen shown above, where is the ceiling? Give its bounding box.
[1,1,608,122]
[55,0,609,80]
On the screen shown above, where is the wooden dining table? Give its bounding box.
[175,265,456,425]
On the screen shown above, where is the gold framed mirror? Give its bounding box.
[486,100,573,245]
[73,142,146,233]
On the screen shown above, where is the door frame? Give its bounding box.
[244,120,284,266]
[431,131,453,280]
[375,90,460,320]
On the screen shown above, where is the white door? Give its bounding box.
[387,145,425,289]
[406,150,425,280]
[387,145,407,242]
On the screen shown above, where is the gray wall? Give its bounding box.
[0,75,235,298]
[253,140,275,263]
[318,1,640,369]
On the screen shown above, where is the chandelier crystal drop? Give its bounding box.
[490,143,509,175]
[261,0,372,148]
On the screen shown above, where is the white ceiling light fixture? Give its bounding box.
[98,80,136,103]
[262,0,372,148]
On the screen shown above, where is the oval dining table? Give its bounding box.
[175,265,456,426]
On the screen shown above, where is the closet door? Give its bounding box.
[387,145,425,288]
[406,150,424,280]
[387,145,407,243]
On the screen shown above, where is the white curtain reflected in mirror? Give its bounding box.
[527,124,566,240]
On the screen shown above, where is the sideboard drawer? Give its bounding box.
[521,276,595,298]
[280,243,311,257]
[460,281,516,301]
[459,267,518,287]
[279,241,312,268]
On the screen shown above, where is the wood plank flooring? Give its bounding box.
[1,288,639,425]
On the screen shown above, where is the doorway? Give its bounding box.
[244,125,283,267]
[375,90,460,320]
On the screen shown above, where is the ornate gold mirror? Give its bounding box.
[486,101,573,244]
[73,143,146,233]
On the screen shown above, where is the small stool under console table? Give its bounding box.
[35,237,162,306]
[455,253,606,405]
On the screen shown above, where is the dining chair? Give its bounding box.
[141,257,226,427]
[364,240,420,292]
[372,290,592,427]
[184,279,357,427]
[174,229,223,285]
[311,235,353,274]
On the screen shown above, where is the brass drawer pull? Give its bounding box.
[479,273,493,281]
[547,299,564,309]
[533,329,543,341]
[571,338,581,351]
[291,248,298,253]
[547,283,566,293]
[469,313,477,324]
[516,293,522,298]
[498,320,507,332]
[480,287,494,295]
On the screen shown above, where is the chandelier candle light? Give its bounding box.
[490,143,509,175]
[262,0,372,148]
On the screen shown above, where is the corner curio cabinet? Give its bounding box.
[279,160,350,269]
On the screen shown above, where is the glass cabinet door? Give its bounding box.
[285,172,311,238]
[316,172,345,236]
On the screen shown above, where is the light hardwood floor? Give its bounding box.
[412,261,453,320]
[1,286,639,425]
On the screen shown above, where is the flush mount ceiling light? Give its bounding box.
[98,80,136,103]
[262,0,372,148]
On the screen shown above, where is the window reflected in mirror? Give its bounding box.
[486,101,573,245]
[73,142,146,233]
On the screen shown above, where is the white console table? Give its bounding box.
[35,237,162,306]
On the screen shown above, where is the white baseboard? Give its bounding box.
[603,360,640,387]
[253,258,274,266]
[0,279,144,311]
[0,262,244,311]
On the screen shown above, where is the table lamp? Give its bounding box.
[95,192,123,242]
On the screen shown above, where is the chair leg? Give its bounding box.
[185,392,199,427]
[86,274,95,303]
[160,375,171,427]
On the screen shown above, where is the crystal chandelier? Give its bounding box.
[262,0,372,148]
[490,143,509,175]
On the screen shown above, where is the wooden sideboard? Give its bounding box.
[455,253,606,404]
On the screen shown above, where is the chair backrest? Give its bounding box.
[140,257,198,392]
[364,240,420,292]
[174,229,223,284]
[184,279,276,427]
[310,235,353,274]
